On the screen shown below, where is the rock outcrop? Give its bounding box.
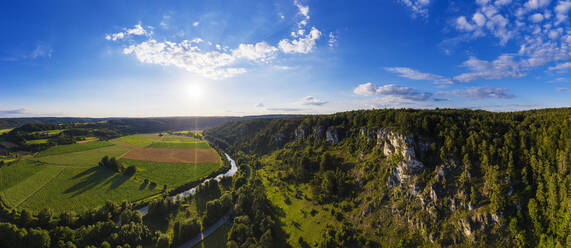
[376,128,424,189]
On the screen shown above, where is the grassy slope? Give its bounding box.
[0,165,64,208]
[115,134,158,147]
[257,161,339,247]
[0,128,13,135]
[119,159,220,188]
[0,160,47,191]
[38,141,114,157]
[193,223,230,248]
[37,145,130,166]
[148,142,211,149]
[18,166,161,213]
[25,139,49,145]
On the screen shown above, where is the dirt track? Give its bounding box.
[122,147,219,164]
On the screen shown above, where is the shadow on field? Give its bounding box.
[65,166,115,197]
[107,174,129,190]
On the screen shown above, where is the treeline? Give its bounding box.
[0,200,161,248]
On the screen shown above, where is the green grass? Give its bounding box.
[37,141,114,157]
[148,142,211,149]
[17,166,161,213]
[115,134,158,147]
[161,134,201,143]
[258,165,338,247]
[30,130,63,136]
[193,223,230,248]
[0,165,64,208]
[0,128,13,135]
[119,159,220,189]
[0,160,47,191]
[25,139,49,145]
[36,144,130,167]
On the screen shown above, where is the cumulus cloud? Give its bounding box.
[398,0,431,17]
[524,0,552,10]
[232,42,278,62]
[279,27,321,54]
[555,1,571,24]
[454,55,527,82]
[529,13,544,22]
[105,24,150,41]
[449,86,515,99]
[385,67,454,85]
[328,32,337,47]
[109,1,323,79]
[354,83,433,101]
[548,62,571,72]
[193,21,200,27]
[301,96,327,106]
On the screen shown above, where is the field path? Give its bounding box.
[13,168,64,208]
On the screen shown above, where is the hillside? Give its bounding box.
[204,108,570,247]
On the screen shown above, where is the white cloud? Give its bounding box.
[354,83,433,101]
[548,62,571,72]
[301,96,327,106]
[456,16,475,31]
[524,0,552,10]
[279,27,321,54]
[555,1,571,24]
[449,86,515,99]
[193,21,199,27]
[385,67,454,84]
[256,102,264,107]
[105,24,150,41]
[232,42,278,62]
[530,13,544,22]
[473,12,487,26]
[454,55,527,82]
[328,32,337,47]
[556,87,568,92]
[398,0,431,17]
[495,0,512,6]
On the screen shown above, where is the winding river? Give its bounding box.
[137,153,237,216]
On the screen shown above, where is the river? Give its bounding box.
[137,153,237,216]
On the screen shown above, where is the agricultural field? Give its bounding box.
[30,129,64,136]
[0,132,223,213]
[25,139,48,145]
[37,141,114,157]
[0,128,13,135]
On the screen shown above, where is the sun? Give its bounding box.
[187,83,204,98]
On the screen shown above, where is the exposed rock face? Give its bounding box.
[376,128,424,189]
[326,128,339,143]
[295,128,306,140]
[274,132,285,143]
[314,126,325,139]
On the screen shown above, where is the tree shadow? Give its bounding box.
[65,167,114,197]
[107,174,130,190]
[139,181,148,190]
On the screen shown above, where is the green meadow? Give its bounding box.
[37,141,114,157]
[0,128,13,135]
[119,159,220,188]
[161,134,201,143]
[115,134,158,147]
[37,144,130,166]
[25,139,49,145]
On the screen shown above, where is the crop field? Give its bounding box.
[115,134,159,147]
[37,145,130,166]
[38,141,114,157]
[148,141,210,149]
[30,130,64,136]
[120,159,220,188]
[0,128,13,135]
[0,132,223,213]
[25,139,49,145]
[122,147,220,164]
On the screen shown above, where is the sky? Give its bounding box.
[0,0,569,117]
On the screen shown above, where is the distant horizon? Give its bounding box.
[2,106,570,119]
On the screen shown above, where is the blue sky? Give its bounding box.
[0,0,569,117]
